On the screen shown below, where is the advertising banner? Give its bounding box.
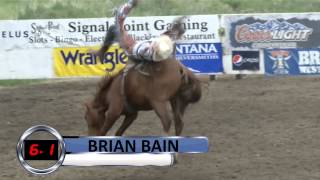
[53,44,127,77]
[176,42,223,74]
[222,13,320,49]
[0,15,222,78]
[264,48,320,75]
[0,15,220,50]
[54,42,223,77]
[231,50,260,71]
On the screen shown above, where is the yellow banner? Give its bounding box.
[53,44,128,77]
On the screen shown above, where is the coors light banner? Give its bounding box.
[222,13,320,49]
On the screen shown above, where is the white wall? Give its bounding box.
[0,49,53,79]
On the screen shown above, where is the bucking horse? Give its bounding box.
[84,17,204,137]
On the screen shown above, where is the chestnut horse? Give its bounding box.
[84,20,202,136]
[84,59,202,136]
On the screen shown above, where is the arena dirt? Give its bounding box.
[1,76,320,180]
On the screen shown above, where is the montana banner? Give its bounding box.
[222,13,320,49]
[264,48,320,75]
[54,44,127,77]
[176,42,223,74]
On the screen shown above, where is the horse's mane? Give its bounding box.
[92,76,114,108]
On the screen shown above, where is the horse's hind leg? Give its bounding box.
[115,112,138,136]
[171,98,184,136]
[153,101,182,163]
[152,101,172,135]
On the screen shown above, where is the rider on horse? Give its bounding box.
[114,0,175,62]
[94,0,186,72]
[85,1,202,137]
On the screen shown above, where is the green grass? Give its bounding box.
[0,79,45,87]
[0,0,320,20]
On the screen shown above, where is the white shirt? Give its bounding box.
[132,40,155,61]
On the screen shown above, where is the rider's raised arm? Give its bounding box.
[115,0,139,54]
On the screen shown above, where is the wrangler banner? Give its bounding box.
[54,44,127,77]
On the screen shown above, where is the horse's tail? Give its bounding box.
[95,25,119,60]
[170,66,202,119]
[162,16,187,40]
[184,68,202,103]
[179,66,202,104]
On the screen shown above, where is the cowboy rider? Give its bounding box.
[114,0,175,63]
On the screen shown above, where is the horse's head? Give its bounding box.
[84,101,105,136]
[84,76,113,135]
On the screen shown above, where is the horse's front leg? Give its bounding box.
[151,101,172,136]
[115,112,138,136]
[99,101,124,136]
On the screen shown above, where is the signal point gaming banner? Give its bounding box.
[0,15,222,78]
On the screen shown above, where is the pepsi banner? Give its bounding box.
[232,51,260,71]
[222,13,320,49]
[264,48,320,75]
[176,43,223,74]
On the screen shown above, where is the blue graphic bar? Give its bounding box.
[64,136,209,153]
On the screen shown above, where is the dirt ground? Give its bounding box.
[1,76,320,180]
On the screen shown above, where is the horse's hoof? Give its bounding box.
[172,153,179,165]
